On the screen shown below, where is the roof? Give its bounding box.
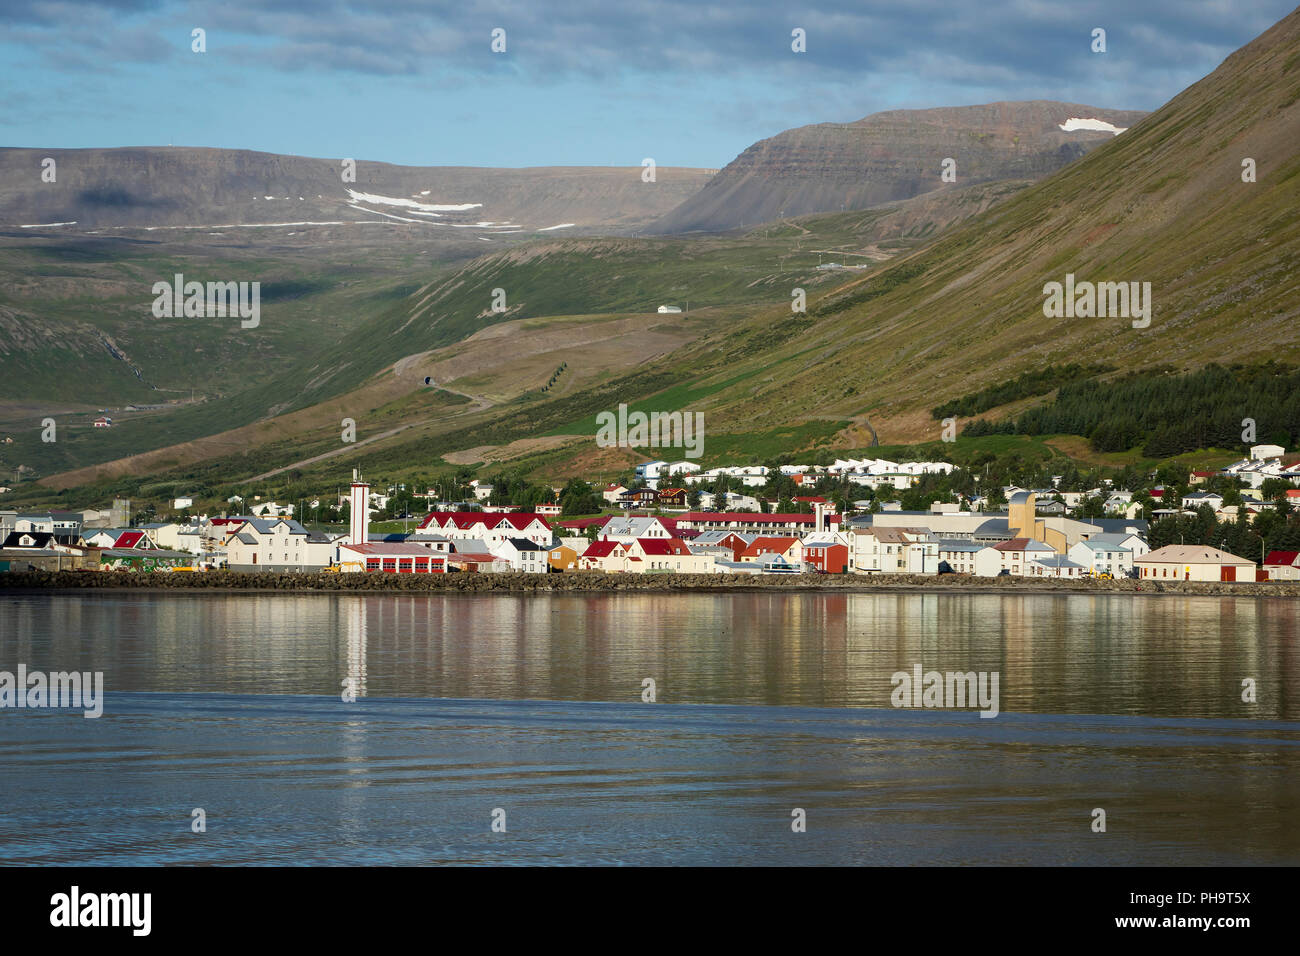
[420,511,551,531]
[1264,550,1300,566]
[993,538,1054,553]
[581,540,623,558]
[1135,545,1254,565]
[739,536,799,558]
[340,543,448,556]
[1030,555,1086,569]
[936,540,989,553]
[634,537,691,556]
[680,512,840,524]
[1,531,56,548]
[502,537,545,551]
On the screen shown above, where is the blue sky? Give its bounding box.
[1,1,1294,169]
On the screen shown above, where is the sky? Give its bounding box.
[1,0,1295,169]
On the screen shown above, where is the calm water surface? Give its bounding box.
[1,591,1297,864]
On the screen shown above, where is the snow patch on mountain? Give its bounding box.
[345,189,482,213]
[1059,117,1127,135]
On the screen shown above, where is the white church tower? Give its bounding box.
[349,469,369,545]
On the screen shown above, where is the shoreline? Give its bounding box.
[3,570,1297,598]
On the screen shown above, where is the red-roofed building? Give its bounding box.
[338,542,448,573]
[579,539,631,572]
[418,511,552,547]
[739,536,803,565]
[802,540,848,574]
[626,537,717,573]
[675,512,841,535]
[1264,550,1300,580]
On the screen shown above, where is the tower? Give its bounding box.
[349,469,369,545]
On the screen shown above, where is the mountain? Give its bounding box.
[0,147,715,240]
[649,101,1148,234]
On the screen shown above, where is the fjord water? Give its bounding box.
[1,591,1297,865]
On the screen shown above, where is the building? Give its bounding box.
[1068,540,1136,577]
[852,527,936,574]
[1134,545,1257,582]
[579,539,633,572]
[738,536,803,566]
[337,543,448,573]
[802,538,849,574]
[1263,551,1300,580]
[224,518,335,572]
[934,541,1001,577]
[418,511,553,548]
[600,516,673,543]
[491,537,549,573]
[992,538,1058,576]
[627,537,717,573]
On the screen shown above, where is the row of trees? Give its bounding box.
[961,363,1300,456]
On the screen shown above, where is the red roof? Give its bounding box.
[341,543,446,556]
[792,496,828,503]
[1264,550,1300,566]
[558,516,612,530]
[634,537,691,556]
[679,512,840,524]
[419,511,550,531]
[115,530,145,548]
[993,538,1035,552]
[581,540,623,558]
[739,536,799,558]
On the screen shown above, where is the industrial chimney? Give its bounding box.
[349,469,369,545]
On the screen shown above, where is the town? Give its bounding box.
[5,442,1300,583]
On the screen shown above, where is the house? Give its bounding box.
[83,528,158,551]
[490,537,548,573]
[1134,545,1257,582]
[675,511,841,535]
[992,538,1058,576]
[93,416,112,428]
[617,487,659,510]
[934,541,1001,577]
[602,483,629,504]
[0,531,91,571]
[472,483,494,501]
[547,541,582,573]
[249,501,294,517]
[627,537,717,573]
[738,536,803,566]
[657,487,689,510]
[600,516,673,542]
[579,539,633,572]
[1068,539,1136,577]
[337,542,448,573]
[1183,492,1225,512]
[224,518,335,571]
[1250,444,1286,460]
[686,530,752,562]
[697,491,760,511]
[1263,551,1300,581]
[1026,554,1088,577]
[852,527,937,574]
[536,504,562,517]
[173,496,195,510]
[801,537,848,574]
[1188,471,1218,486]
[418,512,553,548]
